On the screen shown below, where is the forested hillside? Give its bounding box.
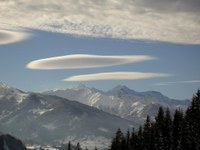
[109,90,200,150]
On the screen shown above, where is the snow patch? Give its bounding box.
[16,93,28,104]
[61,136,110,150]
[30,108,54,115]
[0,110,13,120]
[130,102,145,117]
[88,92,101,106]
[98,127,109,133]
[119,102,124,109]
[43,123,57,130]
[131,102,140,107]
[0,83,10,89]
[31,133,38,138]
[40,100,47,105]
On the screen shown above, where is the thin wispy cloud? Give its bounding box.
[26,54,155,70]
[63,72,171,81]
[0,0,199,44]
[0,29,31,45]
[155,80,200,86]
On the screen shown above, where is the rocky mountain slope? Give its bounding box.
[0,134,27,150]
[0,83,135,149]
[44,85,190,123]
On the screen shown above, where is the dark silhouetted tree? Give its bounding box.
[75,142,81,150]
[163,108,172,150]
[184,89,200,150]
[130,128,136,150]
[111,128,125,150]
[172,109,184,150]
[68,141,71,150]
[143,115,151,150]
[155,107,165,150]
[108,90,200,150]
[125,130,131,150]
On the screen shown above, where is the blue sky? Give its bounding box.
[0,0,200,99]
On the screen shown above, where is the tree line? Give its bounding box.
[109,90,200,150]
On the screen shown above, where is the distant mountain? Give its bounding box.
[0,134,27,150]
[44,85,190,123]
[0,83,135,149]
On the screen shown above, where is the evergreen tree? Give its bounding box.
[137,126,144,150]
[75,142,81,150]
[110,137,117,150]
[125,130,131,150]
[130,128,136,150]
[163,108,172,150]
[68,141,71,150]
[121,136,127,150]
[143,115,151,150]
[154,107,165,150]
[172,109,184,150]
[110,128,124,150]
[150,122,156,150]
[179,118,188,150]
[184,90,200,150]
[108,90,200,150]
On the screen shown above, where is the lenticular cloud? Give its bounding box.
[63,72,171,81]
[27,54,155,70]
[155,80,200,86]
[0,29,31,45]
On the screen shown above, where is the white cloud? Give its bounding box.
[155,80,200,86]
[0,0,199,44]
[63,72,171,81]
[0,29,31,45]
[26,54,155,70]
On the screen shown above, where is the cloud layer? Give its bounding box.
[0,29,31,45]
[155,80,200,86]
[0,0,200,44]
[63,72,171,81]
[27,54,155,70]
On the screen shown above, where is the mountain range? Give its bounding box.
[44,84,190,123]
[0,83,134,149]
[0,83,190,149]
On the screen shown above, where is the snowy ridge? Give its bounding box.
[0,82,10,89]
[44,85,190,123]
[0,82,28,104]
[0,84,135,149]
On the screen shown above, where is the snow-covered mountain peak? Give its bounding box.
[0,82,18,95]
[74,83,87,90]
[110,85,130,91]
[107,85,137,97]
[69,84,93,94]
[0,82,10,89]
[0,86,135,149]
[0,82,23,93]
[0,83,28,104]
[44,84,190,124]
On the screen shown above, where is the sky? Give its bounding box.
[0,0,200,100]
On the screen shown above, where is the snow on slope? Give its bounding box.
[0,82,28,104]
[0,83,136,149]
[44,85,190,123]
